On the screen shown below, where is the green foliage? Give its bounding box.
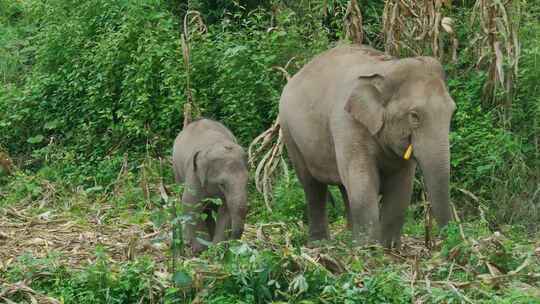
[181,242,413,304]
[1,0,186,179]
[5,250,160,304]
[447,56,539,229]
[269,175,307,222]
[0,0,332,186]
[1,168,539,303]
[0,0,30,84]
[513,8,540,168]
[188,4,329,144]
[3,0,535,222]
[1,1,540,302]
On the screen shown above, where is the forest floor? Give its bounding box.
[1,189,540,303]
[1,158,539,303]
[0,204,167,269]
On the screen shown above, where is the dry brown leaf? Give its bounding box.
[382,0,458,60]
[486,262,503,276]
[159,182,169,204]
[441,17,454,34]
[493,41,505,87]
[0,231,8,240]
[25,238,48,246]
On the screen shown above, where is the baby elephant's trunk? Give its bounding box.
[226,189,248,239]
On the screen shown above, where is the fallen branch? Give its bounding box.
[0,281,61,304]
[451,202,467,242]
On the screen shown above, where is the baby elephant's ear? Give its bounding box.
[344,74,385,135]
[192,150,207,188]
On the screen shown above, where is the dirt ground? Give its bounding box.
[0,205,168,271]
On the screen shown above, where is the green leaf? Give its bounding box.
[290,274,308,294]
[172,270,192,287]
[44,120,60,130]
[27,135,44,144]
[150,209,167,228]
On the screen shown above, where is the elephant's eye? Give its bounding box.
[409,111,420,127]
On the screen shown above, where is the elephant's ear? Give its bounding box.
[192,150,207,188]
[344,74,385,135]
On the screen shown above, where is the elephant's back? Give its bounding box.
[280,44,390,117]
[181,118,236,141]
[176,119,236,145]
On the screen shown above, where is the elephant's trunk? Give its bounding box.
[415,137,452,227]
[226,187,248,239]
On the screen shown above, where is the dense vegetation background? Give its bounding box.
[1,0,539,303]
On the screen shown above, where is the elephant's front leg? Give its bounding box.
[380,162,415,249]
[181,190,210,255]
[345,161,381,244]
[212,203,231,243]
[338,185,352,230]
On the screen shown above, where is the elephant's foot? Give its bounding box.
[380,221,404,250]
[351,223,380,247]
[350,234,375,247]
[306,226,330,247]
[380,234,402,250]
[308,227,330,242]
[306,236,331,248]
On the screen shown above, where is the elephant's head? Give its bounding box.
[193,143,249,238]
[345,57,456,226]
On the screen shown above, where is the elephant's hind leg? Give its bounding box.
[282,125,330,241]
[303,179,330,241]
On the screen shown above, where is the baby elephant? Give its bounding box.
[172,119,248,254]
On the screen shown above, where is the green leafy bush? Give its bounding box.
[1,0,186,175]
[5,250,160,304]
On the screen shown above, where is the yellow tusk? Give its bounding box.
[403,144,413,160]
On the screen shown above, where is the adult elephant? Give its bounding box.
[279,45,455,248]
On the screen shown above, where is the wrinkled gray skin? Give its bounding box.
[279,45,456,248]
[172,119,249,254]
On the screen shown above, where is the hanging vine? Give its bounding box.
[180,10,206,128]
[248,58,295,210]
[343,0,364,44]
[382,0,457,61]
[471,0,520,110]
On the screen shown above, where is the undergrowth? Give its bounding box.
[1,167,539,303]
